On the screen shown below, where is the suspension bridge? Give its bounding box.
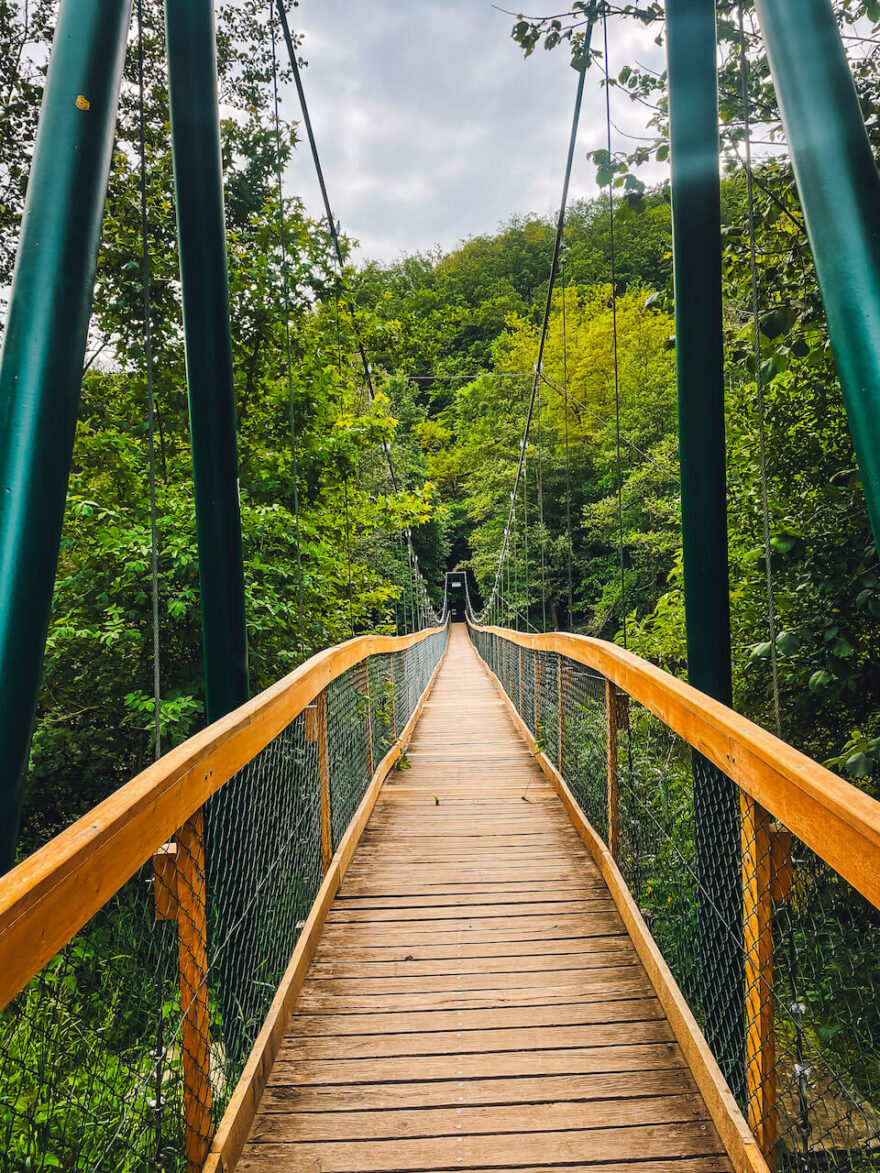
[2,0,880,1171]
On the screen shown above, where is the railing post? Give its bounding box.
[317,692,332,871]
[305,695,332,870]
[557,657,567,773]
[518,646,524,716]
[175,811,213,1173]
[740,795,776,1169]
[357,660,374,779]
[153,821,214,1171]
[534,649,541,740]
[605,681,627,860]
[388,653,397,739]
[740,796,793,1172]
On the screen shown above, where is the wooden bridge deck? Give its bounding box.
[237,625,733,1172]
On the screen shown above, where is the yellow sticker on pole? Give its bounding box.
[75,95,90,111]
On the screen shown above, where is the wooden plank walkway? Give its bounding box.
[237,624,733,1173]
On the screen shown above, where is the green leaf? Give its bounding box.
[844,751,871,778]
[776,630,800,656]
[759,307,796,340]
[770,532,798,554]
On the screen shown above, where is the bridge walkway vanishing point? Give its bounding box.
[237,625,733,1172]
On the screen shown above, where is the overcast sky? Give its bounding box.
[275,2,667,263]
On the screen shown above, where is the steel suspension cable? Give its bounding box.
[137,0,161,764]
[273,0,441,627]
[476,7,597,621]
[136,4,165,1164]
[738,0,782,738]
[536,379,548,631]
[333,253,356,638]
[269,3,306,657]
[561,252,574,623]
[540,370,680,484]
[603,10,628,649]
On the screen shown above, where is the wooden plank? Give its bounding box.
[259,1068,697,1111]
[241,1158,730,1173]
[289,996,665,1037]
[310,935,633,963]
[411,1165,729,1173]
[332,886,607,906]
[279,1020,676,1062]
[0,621,448,1012]
[296,973,653,1010]
[236,1122,729,1173]
[306,952,640,981]
[250,1092,712,1141]
[268,1041,688,1086]
[325,898,616,922]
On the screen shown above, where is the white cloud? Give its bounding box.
[277,1,668,261]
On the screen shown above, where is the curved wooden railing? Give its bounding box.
[468,621,880,909]
[0,623,447,1011]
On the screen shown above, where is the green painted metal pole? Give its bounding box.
[754,0,880,553]
[165,0,249,724]
[0,0,132,870]
[165,0,251,1080]
[667,0,744,1097]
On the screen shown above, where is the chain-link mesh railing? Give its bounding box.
[0,623,448,1173]
[469,621,880,1173]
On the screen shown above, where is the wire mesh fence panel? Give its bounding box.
[621,701,880,1172]
[0,868,177,1172]
[0,625,448,1172]
[328,668,371,848]
[560,657,608,842]
[368,655,395,770]
[771,840,880,1169]
[204,709,324,1129]
[467,623,880,1173]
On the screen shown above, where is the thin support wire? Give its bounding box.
[136,3,164,1163]
[603,11,627,649]
[269,3,305,659]
[561,252,574,623]
[737,0,782,738]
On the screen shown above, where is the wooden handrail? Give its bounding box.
[0,622,447,1011]
[469,620,880,911]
